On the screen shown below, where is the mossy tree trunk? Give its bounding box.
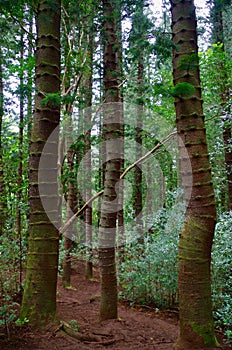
[20,0,61,327]
[99,0,122,321]
[170,0,219,348]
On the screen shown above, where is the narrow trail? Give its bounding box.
[0,261,230,350]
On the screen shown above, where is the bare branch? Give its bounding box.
[59,131,177,235]
[120,131,177,179]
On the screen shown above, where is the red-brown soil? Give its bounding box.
[0,261,231,350]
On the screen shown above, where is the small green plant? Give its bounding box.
[170,82,195,98]
[15,317,29,327]
[225,330,232,343]
[0,297,18,339]
[68,319,79,332]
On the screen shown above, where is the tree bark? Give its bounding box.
[20,0,61,327]
[99,0,121,321]
[62,125,75,288]
[0,47,6,236]
[84,47,93,280]
[17,32,24,288]
[170,0,219,348]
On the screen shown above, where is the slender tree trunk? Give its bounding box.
[27,10,34,142]
[84,127,93,280]
[0,47,6,237]
[170,0,218,348]
[84,40,93,280]
[211,0,232,209]
[17,32,24,288]
[62,123,75,288]
[20,0,61,326]
[115,3,124,247]
[134,57,144,234]
[99,0,121,321]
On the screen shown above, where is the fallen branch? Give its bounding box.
[59,131,176,234]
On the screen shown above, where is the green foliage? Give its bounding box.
[170,82,195,98]
[211,211,232,340]
[118,197,232,340]
[0,297,18,339]
[68,319,79,332]
[41,92,61,108]
[0,231,27,337]
[177,53,198,71]
[200,43,232,212]
[118,196,185,308]
[15,317,29,327]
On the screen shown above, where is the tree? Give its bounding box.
[20,0,61,326]
[170,0,219,348]
[98,0,122,321]
[0,47,6,237]
[210,0,232,210]
[84,38,94,280]
[131,1,145,234]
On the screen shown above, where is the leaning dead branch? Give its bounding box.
[59,131,176,234]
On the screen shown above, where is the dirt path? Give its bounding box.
[0,261,231,350]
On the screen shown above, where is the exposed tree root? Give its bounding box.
[56,321,116,345]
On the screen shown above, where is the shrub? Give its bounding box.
[118,198,185,308]
[211,211,232,339]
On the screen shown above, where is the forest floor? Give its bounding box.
[0,260,231,350]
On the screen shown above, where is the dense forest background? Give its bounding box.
[0,0,231,349]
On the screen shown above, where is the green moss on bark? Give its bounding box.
[190,322,220,347]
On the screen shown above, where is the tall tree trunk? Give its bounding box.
[0,47,6,236]
[211,0,232,210]
[115,2,124,247]
[99,0,121,321]
[17,32,24,288]
[20,0,61,326]
[84,39,93,280]
[134,57,144,234]
[62,121,75,288]
[170,0,218,348]
[27,13,34,143]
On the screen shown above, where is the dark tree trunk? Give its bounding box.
[84,43,93,279]
[62,127,75,288]
[0,47,6,236]
[133,57,144,234]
